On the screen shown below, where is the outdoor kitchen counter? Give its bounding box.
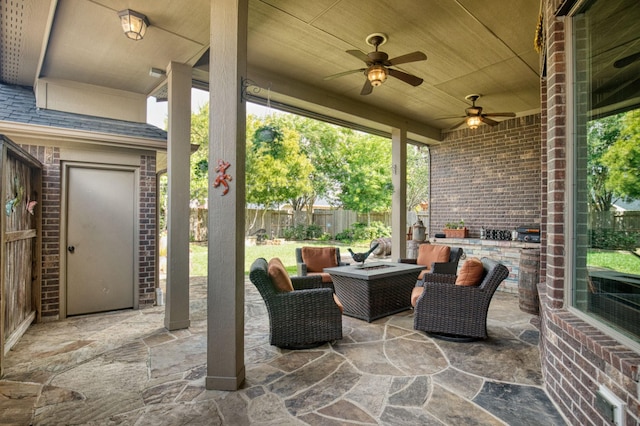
[427,238,542,293]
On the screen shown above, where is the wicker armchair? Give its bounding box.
[413,257,509,341]
[295,246,348,284]
[398,245,464,276]
[249,258,343,349]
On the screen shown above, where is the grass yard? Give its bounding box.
[187,244,640,277]
[588,250,640,275]
[189,240,371,276]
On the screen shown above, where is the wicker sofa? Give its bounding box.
[249,257,343,349]
[412,257,509,340]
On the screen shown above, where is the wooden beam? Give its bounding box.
[5,229,37,242]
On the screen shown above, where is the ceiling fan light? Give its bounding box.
[367,65,387,86]
[467,116,481,129]
[118,9,149,40]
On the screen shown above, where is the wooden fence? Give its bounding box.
[189,208,392,242]
[589,210,640,233]
[1,135,42,376]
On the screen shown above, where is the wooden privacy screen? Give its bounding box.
[0,135,42,377]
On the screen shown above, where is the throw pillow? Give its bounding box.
[268,257,293,292]
[411,286,424,307]
[416,244,451,271]
[455,257,485,286]
[418,270,430,280]
[301,247,338,272]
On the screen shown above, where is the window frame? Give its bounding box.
[564,1,640,352]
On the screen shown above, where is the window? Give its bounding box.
[572,0,640,344]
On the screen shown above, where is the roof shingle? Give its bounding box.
[0,84,167,141]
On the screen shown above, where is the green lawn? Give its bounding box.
[189,240,371,276]
[588,250,640,275]
[191,244,640,277]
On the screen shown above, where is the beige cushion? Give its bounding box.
[411,286,424,307]
[416,244,451,272]
[455,258,485,286]
[301,247,338,272]
[268,257,293,292]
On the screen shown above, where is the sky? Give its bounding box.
[146,88,273,129]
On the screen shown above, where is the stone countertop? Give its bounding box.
[430,237,541,249]
[324,262,424,279]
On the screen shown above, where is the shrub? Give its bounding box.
[589,229,638,251]
[282,225,306,241]
[335,228,354,242]
[282,224,325,241]
[335,221,391,243]
[306,224,323,239]
[317,232,332,241]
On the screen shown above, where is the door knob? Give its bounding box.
[68,246,75,253]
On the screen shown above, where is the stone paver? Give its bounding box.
[0,276,567,425]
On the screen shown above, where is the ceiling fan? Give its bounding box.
[324,33,427,95]
[614,51,640,68]
[446,94,516,130]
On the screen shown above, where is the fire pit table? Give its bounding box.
[324,262,424,322]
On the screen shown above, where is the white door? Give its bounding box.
[65,165,136,316]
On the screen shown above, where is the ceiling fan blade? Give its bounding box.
[388,68,423,86]
[360,79,373,95]
[388,51,427,66]
[449,119,467,130]
[324,68,365,80]
[483,112,516,117]
[346,50,371,63]
[480,116,499,126]
[614,51,640,69]
[593,76,640,108]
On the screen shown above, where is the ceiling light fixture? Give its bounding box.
[149,68,165,78]
[118,9,149,41]
[466,116,482,129]
[367,65,388,87]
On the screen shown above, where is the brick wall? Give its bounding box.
[20,144,157,317]
[539,1,640,425]
[139,154,157,307]
[21,145,61,319]
[429,114,542,238]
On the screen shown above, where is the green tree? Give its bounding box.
[189,103,210,206]
[602,110,640,200]
[587,113,623,211]
[190,106,398,230]
[406,144,429,211]
[333,130,393,222]
[245,117,313,229]
[270,114,344,224]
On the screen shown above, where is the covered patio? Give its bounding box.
[0,0,543,392]
[1,276,565,425]
[2,0,639,423]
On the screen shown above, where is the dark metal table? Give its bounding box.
[324,262,424,322]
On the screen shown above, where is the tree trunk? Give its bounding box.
[260,208,267,230]
[306,195,316,225]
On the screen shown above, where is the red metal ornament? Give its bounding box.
[213,159,232,195]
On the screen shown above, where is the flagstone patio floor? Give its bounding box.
[1,276,567,425]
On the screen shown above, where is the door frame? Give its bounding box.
[60,161,140,318]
